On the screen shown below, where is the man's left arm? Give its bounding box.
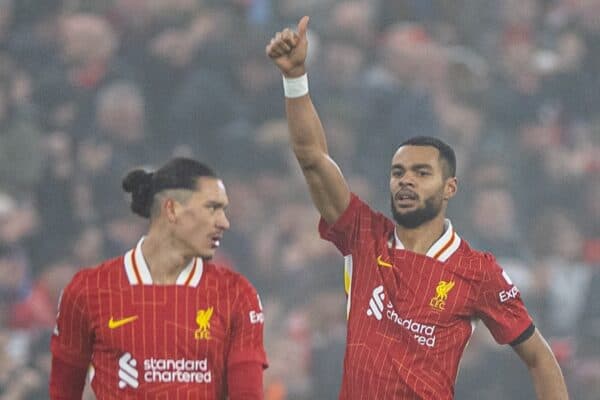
[512,328,569,400]
[227,276,268,400]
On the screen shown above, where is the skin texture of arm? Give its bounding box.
[267,16,350,225]
[512,328,569,399]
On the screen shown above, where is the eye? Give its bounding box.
[417,170,431,176]
[391,169,403,177]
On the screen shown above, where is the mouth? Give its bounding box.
[394,190,419,208]
[210,234,222,248]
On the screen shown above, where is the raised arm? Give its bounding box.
[512,329,569,399]
[266,16,350,224]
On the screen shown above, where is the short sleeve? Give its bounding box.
[227,276,268,369]
[318,193,372,256]
[50,271,93,367]
[475,254,533,345]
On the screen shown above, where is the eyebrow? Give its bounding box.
[205,200,228,209]
[391,163,434,170]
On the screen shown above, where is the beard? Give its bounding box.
[391,192,444,229]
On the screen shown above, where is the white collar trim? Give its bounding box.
[394,219,461,262]
[123,237,204,286]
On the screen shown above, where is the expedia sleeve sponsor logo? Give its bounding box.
[499,286,520,303]
[249,294,264,324]
[498,270,520,303]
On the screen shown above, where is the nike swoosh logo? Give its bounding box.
[108,315,138,329]
[376,255,393,268]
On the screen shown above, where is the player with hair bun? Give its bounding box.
[50,157,267,399]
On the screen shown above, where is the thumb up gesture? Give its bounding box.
[266,16,310,78]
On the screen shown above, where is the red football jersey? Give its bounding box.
[319,194,533,400]
[51,238,267,399]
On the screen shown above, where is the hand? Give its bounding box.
[266,16,309,78]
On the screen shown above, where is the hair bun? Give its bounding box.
[122,169,152,192]
[122,169,154,218]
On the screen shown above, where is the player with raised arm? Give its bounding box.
[266,16,568,400]
[50,157,267,399]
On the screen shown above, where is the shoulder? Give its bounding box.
[346,193,395,235]
[457,240,503,275]
[65,256,126,292]
[446,239,502,278]
[203,261,258,293]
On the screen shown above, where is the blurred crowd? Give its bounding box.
[0,0,598,399]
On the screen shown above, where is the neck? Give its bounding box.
[141,229,192,285]
[395,213,446,255]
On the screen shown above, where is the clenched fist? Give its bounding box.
[266,16,310,78]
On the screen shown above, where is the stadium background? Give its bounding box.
[0,0,598,398]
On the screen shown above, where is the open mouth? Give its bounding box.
[210,235,222,248]
[395,190,418,207]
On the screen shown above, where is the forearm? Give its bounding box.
[514,329,569,399]
[270,16,350,222]
[285,89,329,169]
[528,355,569,400]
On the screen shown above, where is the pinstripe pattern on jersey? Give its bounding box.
[319,194,532,400]
[51,243,267,399]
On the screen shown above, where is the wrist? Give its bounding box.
[283,73,309,98]
[283,66,306,79]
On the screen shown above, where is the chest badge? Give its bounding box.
[195,307,214,340]
[429,280,455,311]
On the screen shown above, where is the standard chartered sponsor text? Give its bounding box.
[143,358,211,383]
[386,303,437,347]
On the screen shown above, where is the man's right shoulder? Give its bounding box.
[322,193,392,233]
[66,255,126,290]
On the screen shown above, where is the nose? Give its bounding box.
[397,172,416,188]
[217,210,230,230]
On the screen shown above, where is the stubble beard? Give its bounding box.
[391,193,444,229]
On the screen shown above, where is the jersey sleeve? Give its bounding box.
[474,254,533,345]
[50,270,94,368]
[227,275,268,369]
[318,193,373,256]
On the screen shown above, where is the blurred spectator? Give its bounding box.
[55,13,134,140]
[0,73,43,196]
[358,22,440,183]
[529,207,594,338]
[0,1,597,398]
[581,177,600,264]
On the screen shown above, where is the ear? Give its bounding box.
[444,177,458,200]
[163,198,178,222]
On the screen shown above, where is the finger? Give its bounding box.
[281,29,298,48]
[266,39,283,58]
[276,40,292,54]
[267,44,284,58]
[269,39,289,58]
[297,16,310,39]
[270,35,291,55]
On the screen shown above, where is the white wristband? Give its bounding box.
[283,74,309,98]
